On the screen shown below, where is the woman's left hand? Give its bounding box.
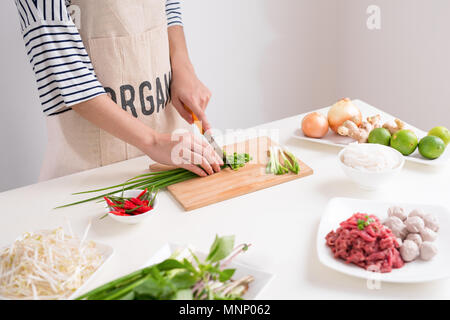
[171,64,212,132]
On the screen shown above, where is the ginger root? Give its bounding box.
[337,114,382,143]
[338,120,369,143]
[383,119,405,135]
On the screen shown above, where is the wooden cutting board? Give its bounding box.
[149,136,313,211]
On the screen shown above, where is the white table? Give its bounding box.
[1,109,450,300]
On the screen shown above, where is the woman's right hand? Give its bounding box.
[144,132,224,177]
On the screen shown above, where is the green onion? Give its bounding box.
[56,154,252,209]
[266,146,300,176]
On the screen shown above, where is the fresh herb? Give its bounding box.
[357,216,375,230]
[75,235,253,300]
[266,146,300,175]
[56,153,252,209]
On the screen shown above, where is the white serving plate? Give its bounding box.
[293,99,450,166]
[317,197,450,283]
[0,240,114,300]
[144,243,274,300]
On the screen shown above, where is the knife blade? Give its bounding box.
[183,105,231,168]
[204,131,225,160]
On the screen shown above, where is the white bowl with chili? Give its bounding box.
[105,189,158,225]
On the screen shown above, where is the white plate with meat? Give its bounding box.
[317,197,450,283]
[293,99,450,167]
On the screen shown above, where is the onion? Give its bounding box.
[328,98,362,133]
[302,112,329,138]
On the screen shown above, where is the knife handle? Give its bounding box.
[184,104,204,135]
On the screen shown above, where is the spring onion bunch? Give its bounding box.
[266,146,300,175]
[57,153,252,209]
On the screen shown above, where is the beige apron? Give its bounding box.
[39,0,188,181]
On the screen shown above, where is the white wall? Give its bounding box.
[0,1,47,192]
[182,0,339,130]
[1,0,450,192]
[336,0,450,130]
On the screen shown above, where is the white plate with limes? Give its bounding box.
[293,99,449,167]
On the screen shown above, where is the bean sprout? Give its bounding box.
[0,225,103,300]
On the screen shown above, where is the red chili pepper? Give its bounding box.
[125,205,144,215]
[104,197,116,207]
[137,188,148,200]
[134,206,153,214]
[130,197,145,206]
[123,200,137,210]
[113,207,126,214]
[109,211,130,217]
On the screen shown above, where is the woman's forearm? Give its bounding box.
[71,94,157,152]
[168,26,213,132]
[168,26,193,73]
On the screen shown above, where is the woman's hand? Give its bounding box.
[171,64,212,132]
[144,131,223,177]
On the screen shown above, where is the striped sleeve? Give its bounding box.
[14,0,105,116]
[166,0,183,27]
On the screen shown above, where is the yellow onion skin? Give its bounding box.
[302,112,329,138]
[328,98,362,133]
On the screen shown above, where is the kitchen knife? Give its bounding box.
[184,105,230,168]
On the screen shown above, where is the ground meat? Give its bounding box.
[420,242,438,261]
[388,206,407,221]
[406,233,422,247]
[384,216,408,239]
[326,213,404,273]
[423,214,439,232]
[420,228,437,242]
[409,209,426,220]
[400,240,420,262]
[405,216,425,233]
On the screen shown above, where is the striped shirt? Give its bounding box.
[14,0,183,116]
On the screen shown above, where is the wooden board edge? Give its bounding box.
[178,164,314,212]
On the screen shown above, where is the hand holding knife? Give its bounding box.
[183,105,231,170]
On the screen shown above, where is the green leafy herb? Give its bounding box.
[206,235,235,263]
[357,216,375,230]
[75,235,253,301]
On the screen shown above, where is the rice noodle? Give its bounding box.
[0,226,103,300]
[342,143,400,172]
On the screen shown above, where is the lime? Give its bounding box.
[368,128,391,146]
[390,129,418,156]
[428,126,450,146]
[419,136,446,160]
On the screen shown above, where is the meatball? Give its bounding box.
[400,240,420,262]
[406,233,422,247]
[420,228,437,242]
[423,213,439,233]
[420,242,438,261]
[388,206,407,221]
[409,209,426,220]
[384,216,408,239]
[405,216,425,233]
